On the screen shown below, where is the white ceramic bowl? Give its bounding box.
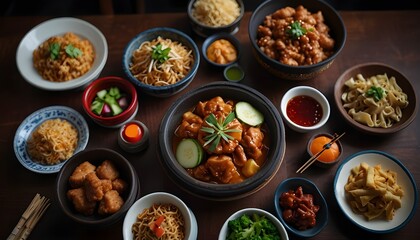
[122,192,198,240]
[16,17,108,91]
[280,86,330,133]
[218,208,289,240]
[334,150,418,233]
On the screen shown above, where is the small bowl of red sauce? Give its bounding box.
[307,133,343,167]
[274,177,328,238]
[280,86,330,133]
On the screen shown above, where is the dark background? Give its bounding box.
[1,0,419,16]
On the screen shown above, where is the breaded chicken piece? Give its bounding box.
[69,161,96,188]
[112,178,128,194]
[98,190,124,215]
[67,188,96,216]
[96,160,119,181]
[101,179,113,193]
[84,172,105,202]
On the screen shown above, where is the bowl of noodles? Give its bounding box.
[334,62,418,135]
[187,0,245,37]
[122,27,200,98]
[158,82,286,200]
[13,106,89,174]
[248,0,346,81]
[122,192,198,240]
[16,17,108,91]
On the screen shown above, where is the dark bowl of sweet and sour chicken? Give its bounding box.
[158,82,286,200]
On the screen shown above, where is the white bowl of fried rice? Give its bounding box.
[122,192,198,240]
[16,17,108,91]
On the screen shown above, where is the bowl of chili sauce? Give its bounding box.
[280,86,330,133]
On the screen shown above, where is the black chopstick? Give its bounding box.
[296,132,345,174]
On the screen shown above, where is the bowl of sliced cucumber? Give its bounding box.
[82,76,138,128]
[158,82,286,200]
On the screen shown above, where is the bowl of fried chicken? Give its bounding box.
[56,148,139,227]
[158,82,286,200]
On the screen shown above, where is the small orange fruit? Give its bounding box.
[310,135,340,163]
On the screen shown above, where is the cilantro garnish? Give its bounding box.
[65,44,82,58]
[287,21,308,40]
[366,86,385,101]
[151,43,171,63]
[49,42,61,60]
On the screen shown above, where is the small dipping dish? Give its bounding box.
[280,86,330,133]
[307,133,343,167]
[118,120,149,153]
[224,64,244,82]
[202,33,241,68]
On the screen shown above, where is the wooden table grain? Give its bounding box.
[0,11,419,239]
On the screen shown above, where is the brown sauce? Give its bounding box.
[172,97,270,184]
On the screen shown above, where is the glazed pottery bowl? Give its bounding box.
[159,81,286,200]
[248,0,346,80]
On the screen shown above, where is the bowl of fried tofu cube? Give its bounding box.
[56,148,140,227]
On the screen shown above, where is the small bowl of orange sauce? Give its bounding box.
[118,120,149,153]
[307,133,343,167]
[202,33,241,68]
[280,86,330,133]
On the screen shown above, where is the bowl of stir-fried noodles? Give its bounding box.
[122,27,200,97]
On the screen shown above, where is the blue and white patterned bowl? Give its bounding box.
[13,106,89,174]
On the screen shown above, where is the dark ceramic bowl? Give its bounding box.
[188,0,245,37]
[122,27,200,97]
[334,62,417,135]
[248,0,346,80]
[158,82,286,200]
[202,32,241,67]
[82,76,138,128]
[56,148,140,227]
[274,177,328,238]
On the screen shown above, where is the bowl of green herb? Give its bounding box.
[122,27,200,97]
[218,208,289,240]
[334,62,417,135]
[248,0,346,81]
[158,82,286,200]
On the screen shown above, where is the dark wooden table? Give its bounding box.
[0,11,419,240]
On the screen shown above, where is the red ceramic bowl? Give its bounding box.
[82,76,138,128]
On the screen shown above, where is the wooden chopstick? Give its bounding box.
[7,194,42,240]
[296,132,345,174]
[18,197,50,240]
[7,194,50,240]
